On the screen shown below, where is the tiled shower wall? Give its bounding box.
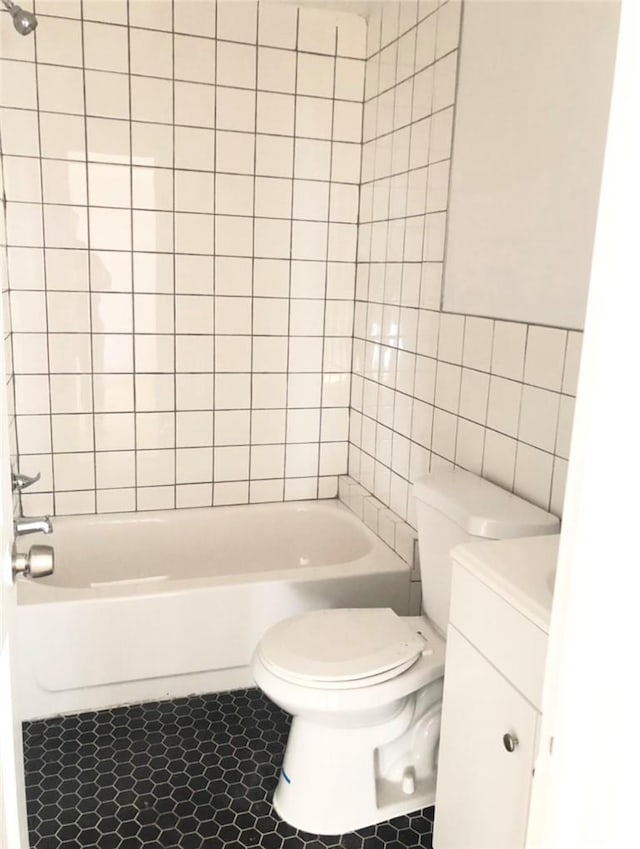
[1,182,18,475]
[0,0,364,515]
[349,0,581,524]
[2,0,584,522]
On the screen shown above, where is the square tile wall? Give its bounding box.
[2,174,19,481]
[2,0,585,523]
[0,0,365,515]
[349,0,581,525]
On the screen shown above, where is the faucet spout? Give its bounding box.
[14,516,53,536]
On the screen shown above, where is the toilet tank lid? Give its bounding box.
[412,468,560,539]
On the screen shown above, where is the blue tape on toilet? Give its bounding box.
[282,769,291,784]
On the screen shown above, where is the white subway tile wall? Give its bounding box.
[349,0,581,522]
[0,0,365,514]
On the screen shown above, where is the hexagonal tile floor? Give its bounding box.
[23,688,434,849]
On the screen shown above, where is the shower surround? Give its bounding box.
[1,0,364,515]
[1,0,580,525]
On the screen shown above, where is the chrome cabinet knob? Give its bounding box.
[502,733,519,753]
[12,544,54,580]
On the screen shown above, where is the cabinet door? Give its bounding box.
[434,626,539,849]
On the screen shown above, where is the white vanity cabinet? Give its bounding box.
[433,535,559,849]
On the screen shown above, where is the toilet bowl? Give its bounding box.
[252,608,445,835]
[252,469,560,835]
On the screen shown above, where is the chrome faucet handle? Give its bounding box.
[12,544,54,581]
[12,471,41,492]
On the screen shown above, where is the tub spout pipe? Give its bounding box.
[14,516,53,536]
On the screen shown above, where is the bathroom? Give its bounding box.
[0,0,637,847]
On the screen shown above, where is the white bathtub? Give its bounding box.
[16,500,411,720]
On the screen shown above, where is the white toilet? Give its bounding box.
[252,468,559,835]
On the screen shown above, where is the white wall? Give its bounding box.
[444,0,619,329]
[527,0,638,843]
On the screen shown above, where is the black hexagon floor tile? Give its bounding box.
[23,688,434,848]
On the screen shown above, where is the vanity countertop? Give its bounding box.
[450,534,560,634]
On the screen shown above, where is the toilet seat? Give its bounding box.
[257,608,427,689]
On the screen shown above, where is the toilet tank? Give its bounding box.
[412,468,559,634]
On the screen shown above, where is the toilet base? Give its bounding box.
[272,685,442,835]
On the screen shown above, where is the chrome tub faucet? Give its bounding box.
[11,470,53,535]
[14,516,53,536]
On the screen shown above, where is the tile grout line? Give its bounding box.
[314,25,340,499]
[281,7,301,505]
